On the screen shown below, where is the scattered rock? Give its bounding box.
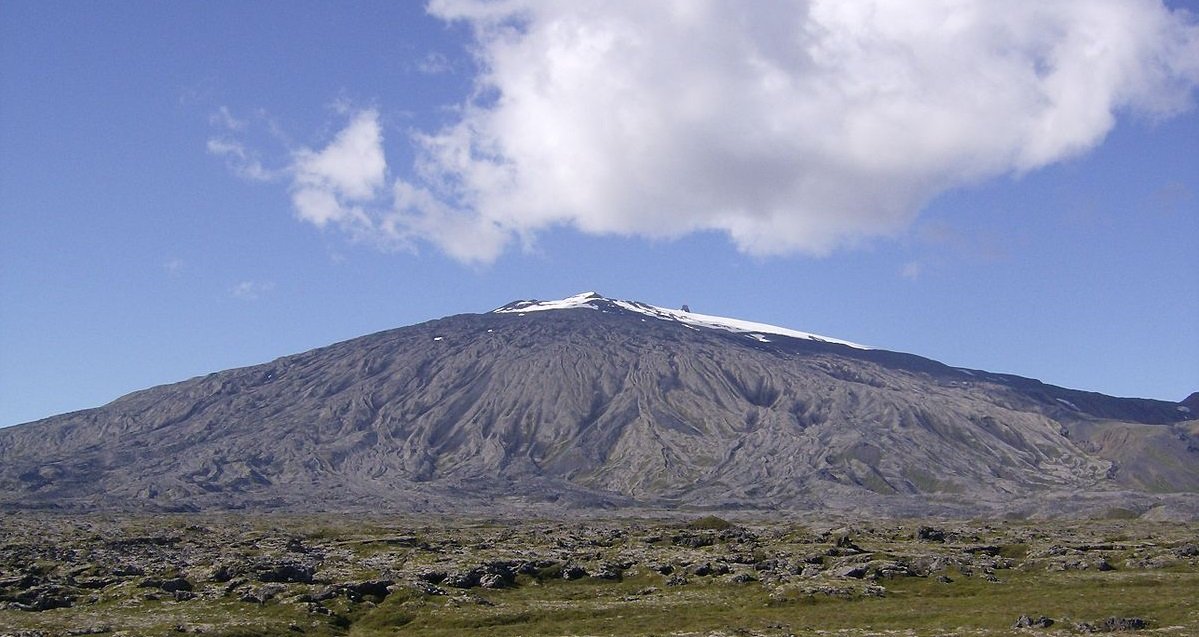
[5,585,75,612]
[590,564,622,581]
[672,533,716,549]
[833,564,868,579]
[410,580,448,596]
[0,574,41,591]
[870,561,913,580]
[111,564,145,577]
[137,576,192,593]
[208,564,237,582]
[64,626,111,636]
[917,526,946,542]
[834,534,863,553]
[71,576,116,590]
[160,577,193,593]
[478,573,507,589]
[239,584,285,605]
[443,570,480,589]
[285,537,308,553]
[294,587,336,603]
[1173,544,1198,558]
[1013,614,1054,629]
[417,570,447,584]
[1075,617,1150,632]
[222,578,247,595]
[256,562,314,584]
[305,601,333,615]
[343,580,393,601]
[0,515,1189,635]
[560,564,587,580]
[753,559,780,573]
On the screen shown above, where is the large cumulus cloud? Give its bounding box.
[258,0,1199,262]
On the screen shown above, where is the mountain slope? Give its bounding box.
[1,293,1195,515]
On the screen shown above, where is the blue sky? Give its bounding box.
[2,1,1197,428]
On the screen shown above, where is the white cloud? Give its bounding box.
[231,280,274,301]
[290,109,387,229]
[212,2,1199,263]
[206,138,274,182]
[210,107,411,252]
[209,106,246,131]
[417,51,453,75]
[392,0,1198,261]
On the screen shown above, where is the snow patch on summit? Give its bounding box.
[495,291,606,313]
[493,292,868,349]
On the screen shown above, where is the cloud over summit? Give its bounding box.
[240,0,1199,262]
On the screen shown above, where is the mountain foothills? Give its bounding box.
[2,293,1196,518]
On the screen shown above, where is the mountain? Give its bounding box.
[2,292,1196,517]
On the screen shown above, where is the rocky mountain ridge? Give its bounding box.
[1,293,1196,517]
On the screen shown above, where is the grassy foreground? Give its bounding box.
[0,514,1196,636]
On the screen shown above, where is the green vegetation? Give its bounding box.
[415,570,1198,636]
[1,514,1196,636]
[685,515,734,530]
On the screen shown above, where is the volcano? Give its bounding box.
[2,292,1196,517]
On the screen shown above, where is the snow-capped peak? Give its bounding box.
[493,291,606,313]
[492,292,867,349]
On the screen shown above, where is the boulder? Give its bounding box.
[344,580,394,601]
[7,585,75,612]
[1012,614,1054,629]
[443,570,481,589]
[664,574,689,586]
[1075,617,1149,632]
[417,570,447,584]
[137,577,192,593]
[561,564,587,580]
[916,526,946,542]
[256,562,314,584]
[160,577,193,593]
[833,565,868,579]
[478,573,507,589]
[208,564,237,582]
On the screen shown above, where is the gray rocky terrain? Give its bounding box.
[1,293,1196,516]
[1,513,1196,636]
